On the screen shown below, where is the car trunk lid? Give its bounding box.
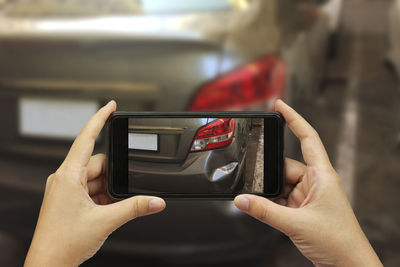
[128,118,214,163]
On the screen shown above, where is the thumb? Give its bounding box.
[234,194,296,234]
[100,196,166,233]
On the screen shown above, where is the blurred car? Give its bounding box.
[0,0,341,264]
[128,118,250,193]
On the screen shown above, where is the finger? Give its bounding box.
[282,184,294,199]
[92,193,116,205]
[285,158,307,185]
[275,99,331,168]
[88,175,105,196]
[87,154,106,181]
[99,196,166,233]
[234,194,296,234]
[287,184,307,208]
[275,198,288,206]
[63,101,116,168]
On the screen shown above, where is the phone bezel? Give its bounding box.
[107,112,285,199]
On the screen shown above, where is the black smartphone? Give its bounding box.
[106,112,285,199]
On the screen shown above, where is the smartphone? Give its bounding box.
[107,112,285,199]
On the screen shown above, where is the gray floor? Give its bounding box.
[282,0,400,266]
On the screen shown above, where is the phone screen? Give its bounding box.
[108,113,284,198]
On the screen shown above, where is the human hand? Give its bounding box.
[234,100,382,267]
[24,101,166,267]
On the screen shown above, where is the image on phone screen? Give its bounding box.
[127,117,267,194]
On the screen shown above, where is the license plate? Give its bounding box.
[18,97,99,139]
[128,133,158,151]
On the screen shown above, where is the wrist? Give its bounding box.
[24,239,77,267]
[333,231,382,267]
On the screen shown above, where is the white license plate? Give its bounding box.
[128,133,158,151]
[19,97,99,139]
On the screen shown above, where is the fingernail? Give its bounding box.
[148,198,165,212]
[104,100,115,109]
[235,196,250,211]
[277,99,287,106]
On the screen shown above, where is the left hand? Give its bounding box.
[24,101,166,267]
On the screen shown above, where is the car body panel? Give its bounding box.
[128,118,209,163]
[128,118,249,193]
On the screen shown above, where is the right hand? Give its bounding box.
[234,100,382,267]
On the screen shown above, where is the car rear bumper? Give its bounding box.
[128,139,246,193]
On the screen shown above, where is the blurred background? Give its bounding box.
[0,0,399,266]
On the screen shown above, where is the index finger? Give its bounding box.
[63,100,116,168]
[275,100,331,168]
[285,158,306,185]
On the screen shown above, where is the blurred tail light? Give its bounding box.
[190,118,235,152]
[187,55,286,111]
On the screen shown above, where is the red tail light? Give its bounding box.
[190,118,235,152]
[187,55,286,111]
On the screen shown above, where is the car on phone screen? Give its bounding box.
[0,0,341,265]
[128,118,250,193]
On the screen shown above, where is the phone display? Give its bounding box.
[107,112,284,198]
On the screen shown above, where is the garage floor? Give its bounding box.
[0,0,399,266]
[274,0,400,266]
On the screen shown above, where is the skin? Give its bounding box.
[24,101,166,267]
[234,100,383,267]
[24,99,382,266]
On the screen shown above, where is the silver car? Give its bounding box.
[128,117,250,193]
[0,0,339,264]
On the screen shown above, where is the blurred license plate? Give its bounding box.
[129,133,158,151]
[19,98,99,139]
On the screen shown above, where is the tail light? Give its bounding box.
[187,55,286,111]
[190,118,235,152]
